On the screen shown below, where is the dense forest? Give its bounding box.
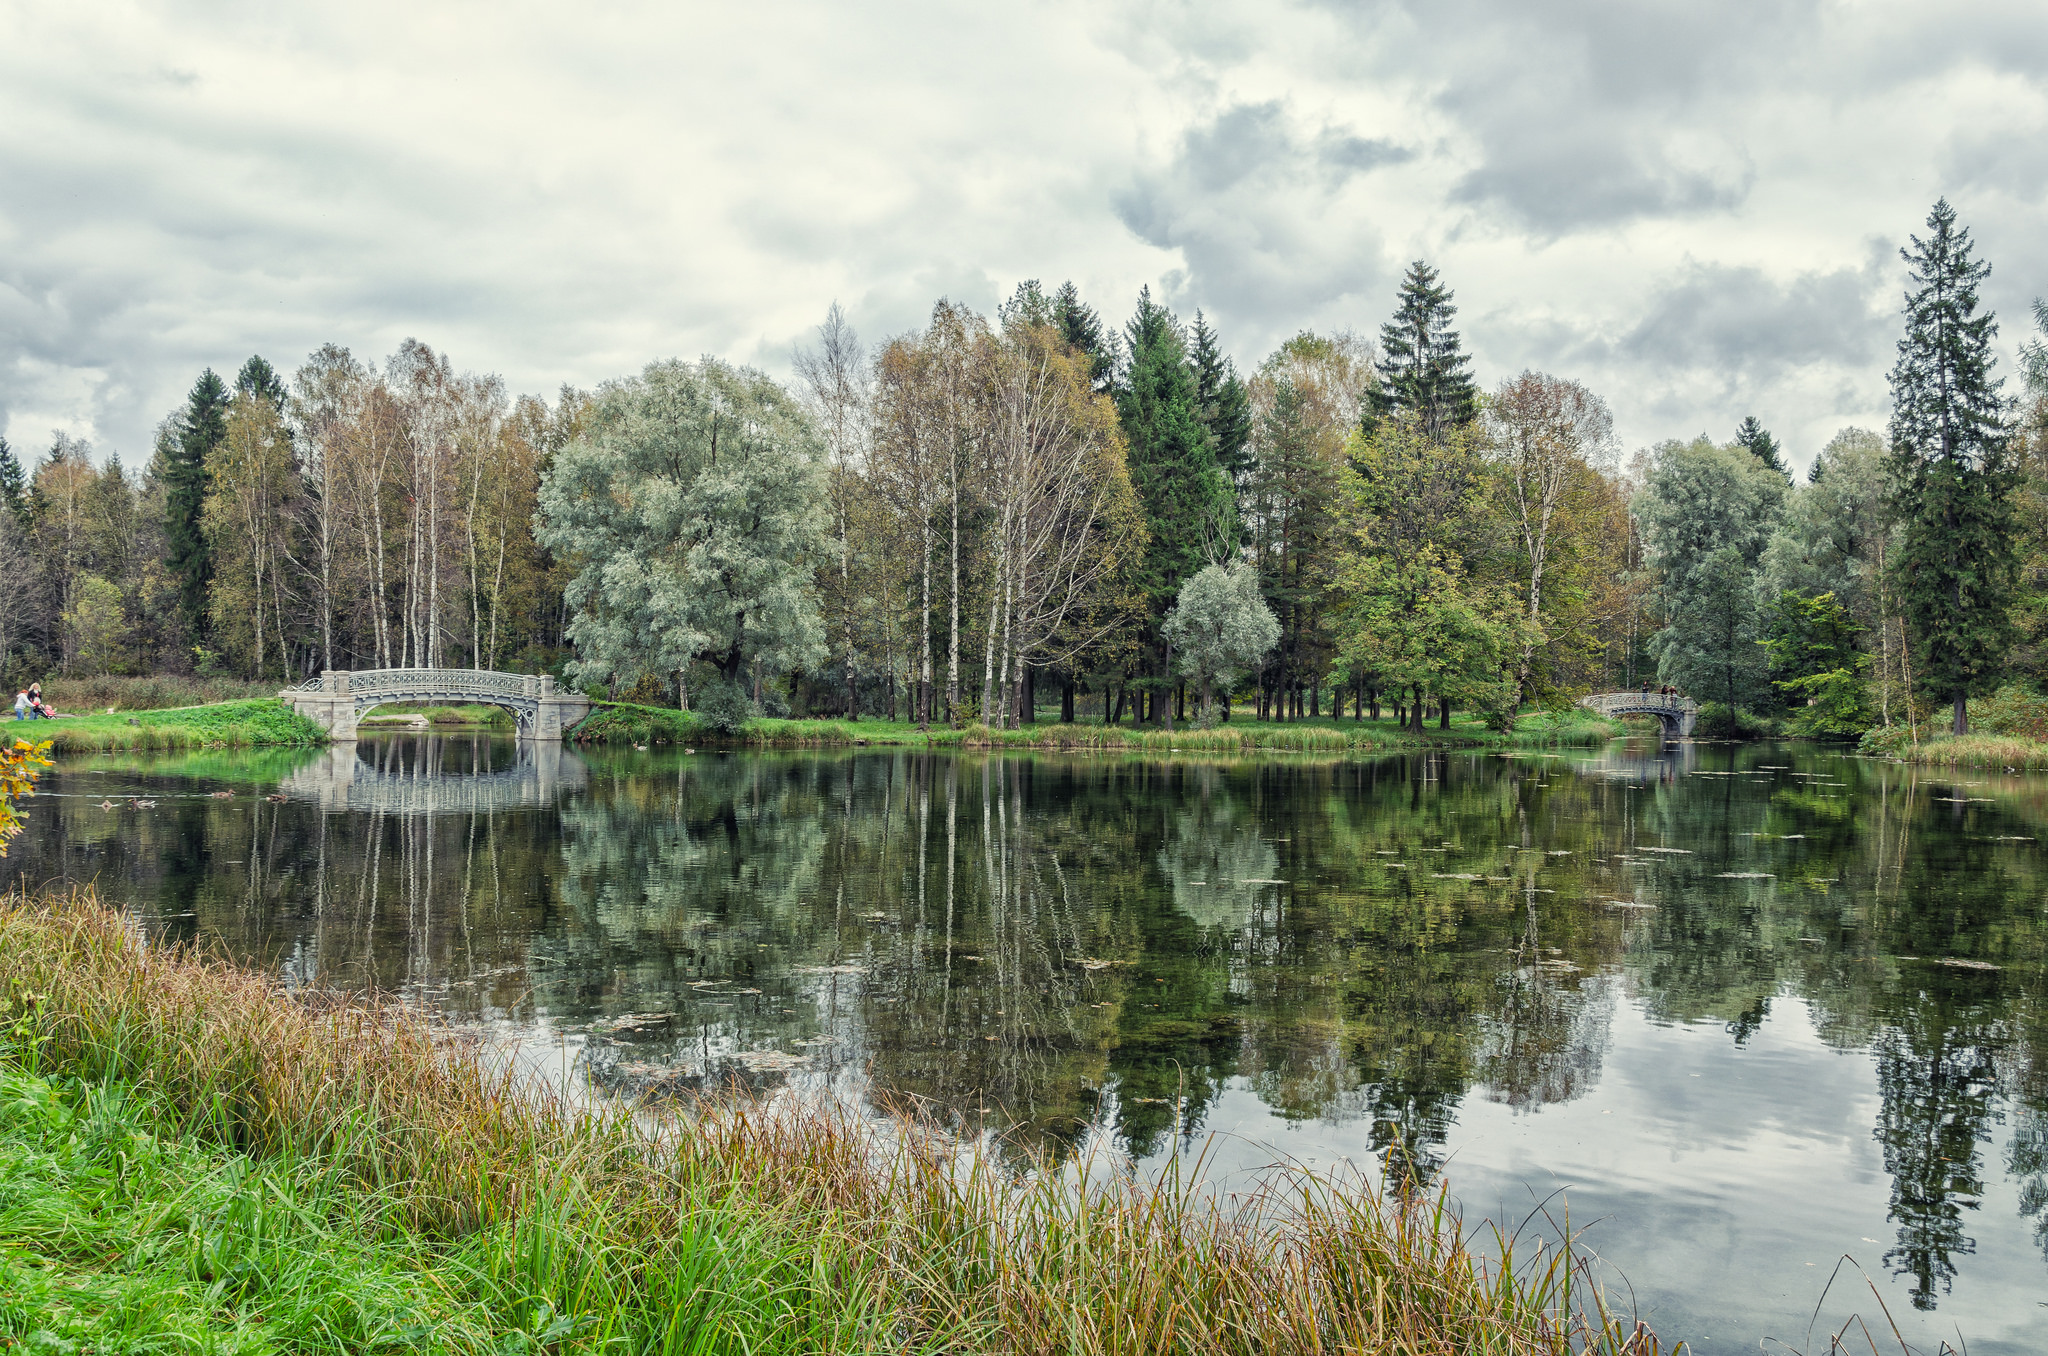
[2,198,2041,739]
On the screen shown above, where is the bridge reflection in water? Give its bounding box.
[279,737,589,815]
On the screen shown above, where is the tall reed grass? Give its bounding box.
[1891,732,2048,771]
[0,887,1671,1356]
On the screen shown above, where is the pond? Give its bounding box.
[5,734,2045,1352]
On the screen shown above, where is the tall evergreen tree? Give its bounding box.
[234,354,286,406]
[1366,260,1478,440]
[1189,311,1253,492]
[1734,415,1791,481]
[0,437,25,527]
[166,369,229,644]
[1887,199,2016,735]
[1053,281,1118,395]
[1117,288,1235,721]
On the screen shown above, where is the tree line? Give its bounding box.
[0,197,2036,736]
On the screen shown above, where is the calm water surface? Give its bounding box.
[7,735,2047,1352]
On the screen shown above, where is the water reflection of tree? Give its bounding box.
[21,736,2048,1304]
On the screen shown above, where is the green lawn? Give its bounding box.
[14,699,327,752]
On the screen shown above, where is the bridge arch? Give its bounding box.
[280,669,592,742]
[1577,692,1698,741]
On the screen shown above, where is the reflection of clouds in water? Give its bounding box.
[1474,970,1615,1112]
[1158,796,1278,929]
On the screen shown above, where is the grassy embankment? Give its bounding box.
[572,704,1621,753]
[19,699,326,753]
[358,703,515,730]
[0,888,1668,1356]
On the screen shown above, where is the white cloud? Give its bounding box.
[2,0,2045,473]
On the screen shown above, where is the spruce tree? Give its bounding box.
[1053,281,1118,394]
[1190,311,1253,493]
[166,368,229,643]
[1887,199,2017,735]
[235,354,286,405]
[0,437,25,527]
[1366,260,1479,440]
[1117,288,1235,721]
[1734,415,1791,481]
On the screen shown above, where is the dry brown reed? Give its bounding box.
[0,887,1674,1356]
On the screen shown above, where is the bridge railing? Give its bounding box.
[1579,692,1698,716]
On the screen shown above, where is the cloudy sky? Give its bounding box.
[4,0,2046,473]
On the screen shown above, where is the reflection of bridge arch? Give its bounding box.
[1578,692,1698,740]
[279,740,589,814]
[280,668,590,742]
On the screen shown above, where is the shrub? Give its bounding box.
[1969,685,2048,742]
[1857,723,1913,757]
[692,679,757,735]
[1693,702,1777,740]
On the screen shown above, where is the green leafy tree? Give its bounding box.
[1761,591,1871,737]
[1887,199,2017,735]
[1635,437,1787,710]
[165,369,228,645]
[59,574,128,676]
[536,358,829,702]
[1116,288,1236,721]
[1160,561,1279,724]
[1365,260,1478,440]
[1734,415,1791,482]
[1334,546,1528,732]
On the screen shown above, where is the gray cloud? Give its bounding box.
[1114,100,1406,348]
[1617,258,1892,376]
[2,0,2046,473]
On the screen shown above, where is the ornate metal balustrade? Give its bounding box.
[1577,691,1699,740]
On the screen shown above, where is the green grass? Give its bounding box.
[1882,731,2048,771]
[32,674,283,713]
[0,1067,510,1353]
[358,703,515,729]
[572,704,1623,754]
[21,699,327,752]
[0,888,1673,1356]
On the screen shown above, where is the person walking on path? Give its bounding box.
[12,691,25,721]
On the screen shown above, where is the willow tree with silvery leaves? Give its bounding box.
[1160,561,1278,725]
[536,358,829,717]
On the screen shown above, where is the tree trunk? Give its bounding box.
[1440,698,1452,731]
[1060,679,1074,724]
[1162,648,1174,732]
[1954,692,1968,736]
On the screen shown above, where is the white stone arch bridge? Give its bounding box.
[1577,691,1698,740]
[280,669,591,742]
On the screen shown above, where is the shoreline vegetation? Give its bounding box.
[568,703,1625,753]
[24,698,326,752]
[0,888,1668,1355]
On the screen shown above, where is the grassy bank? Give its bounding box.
[1878,731,2048,771]
[573,704,1622,754]
[0,889,1666,1356]
[33,674,283,713]
[23,698,327,752]
[358,702,516,730]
